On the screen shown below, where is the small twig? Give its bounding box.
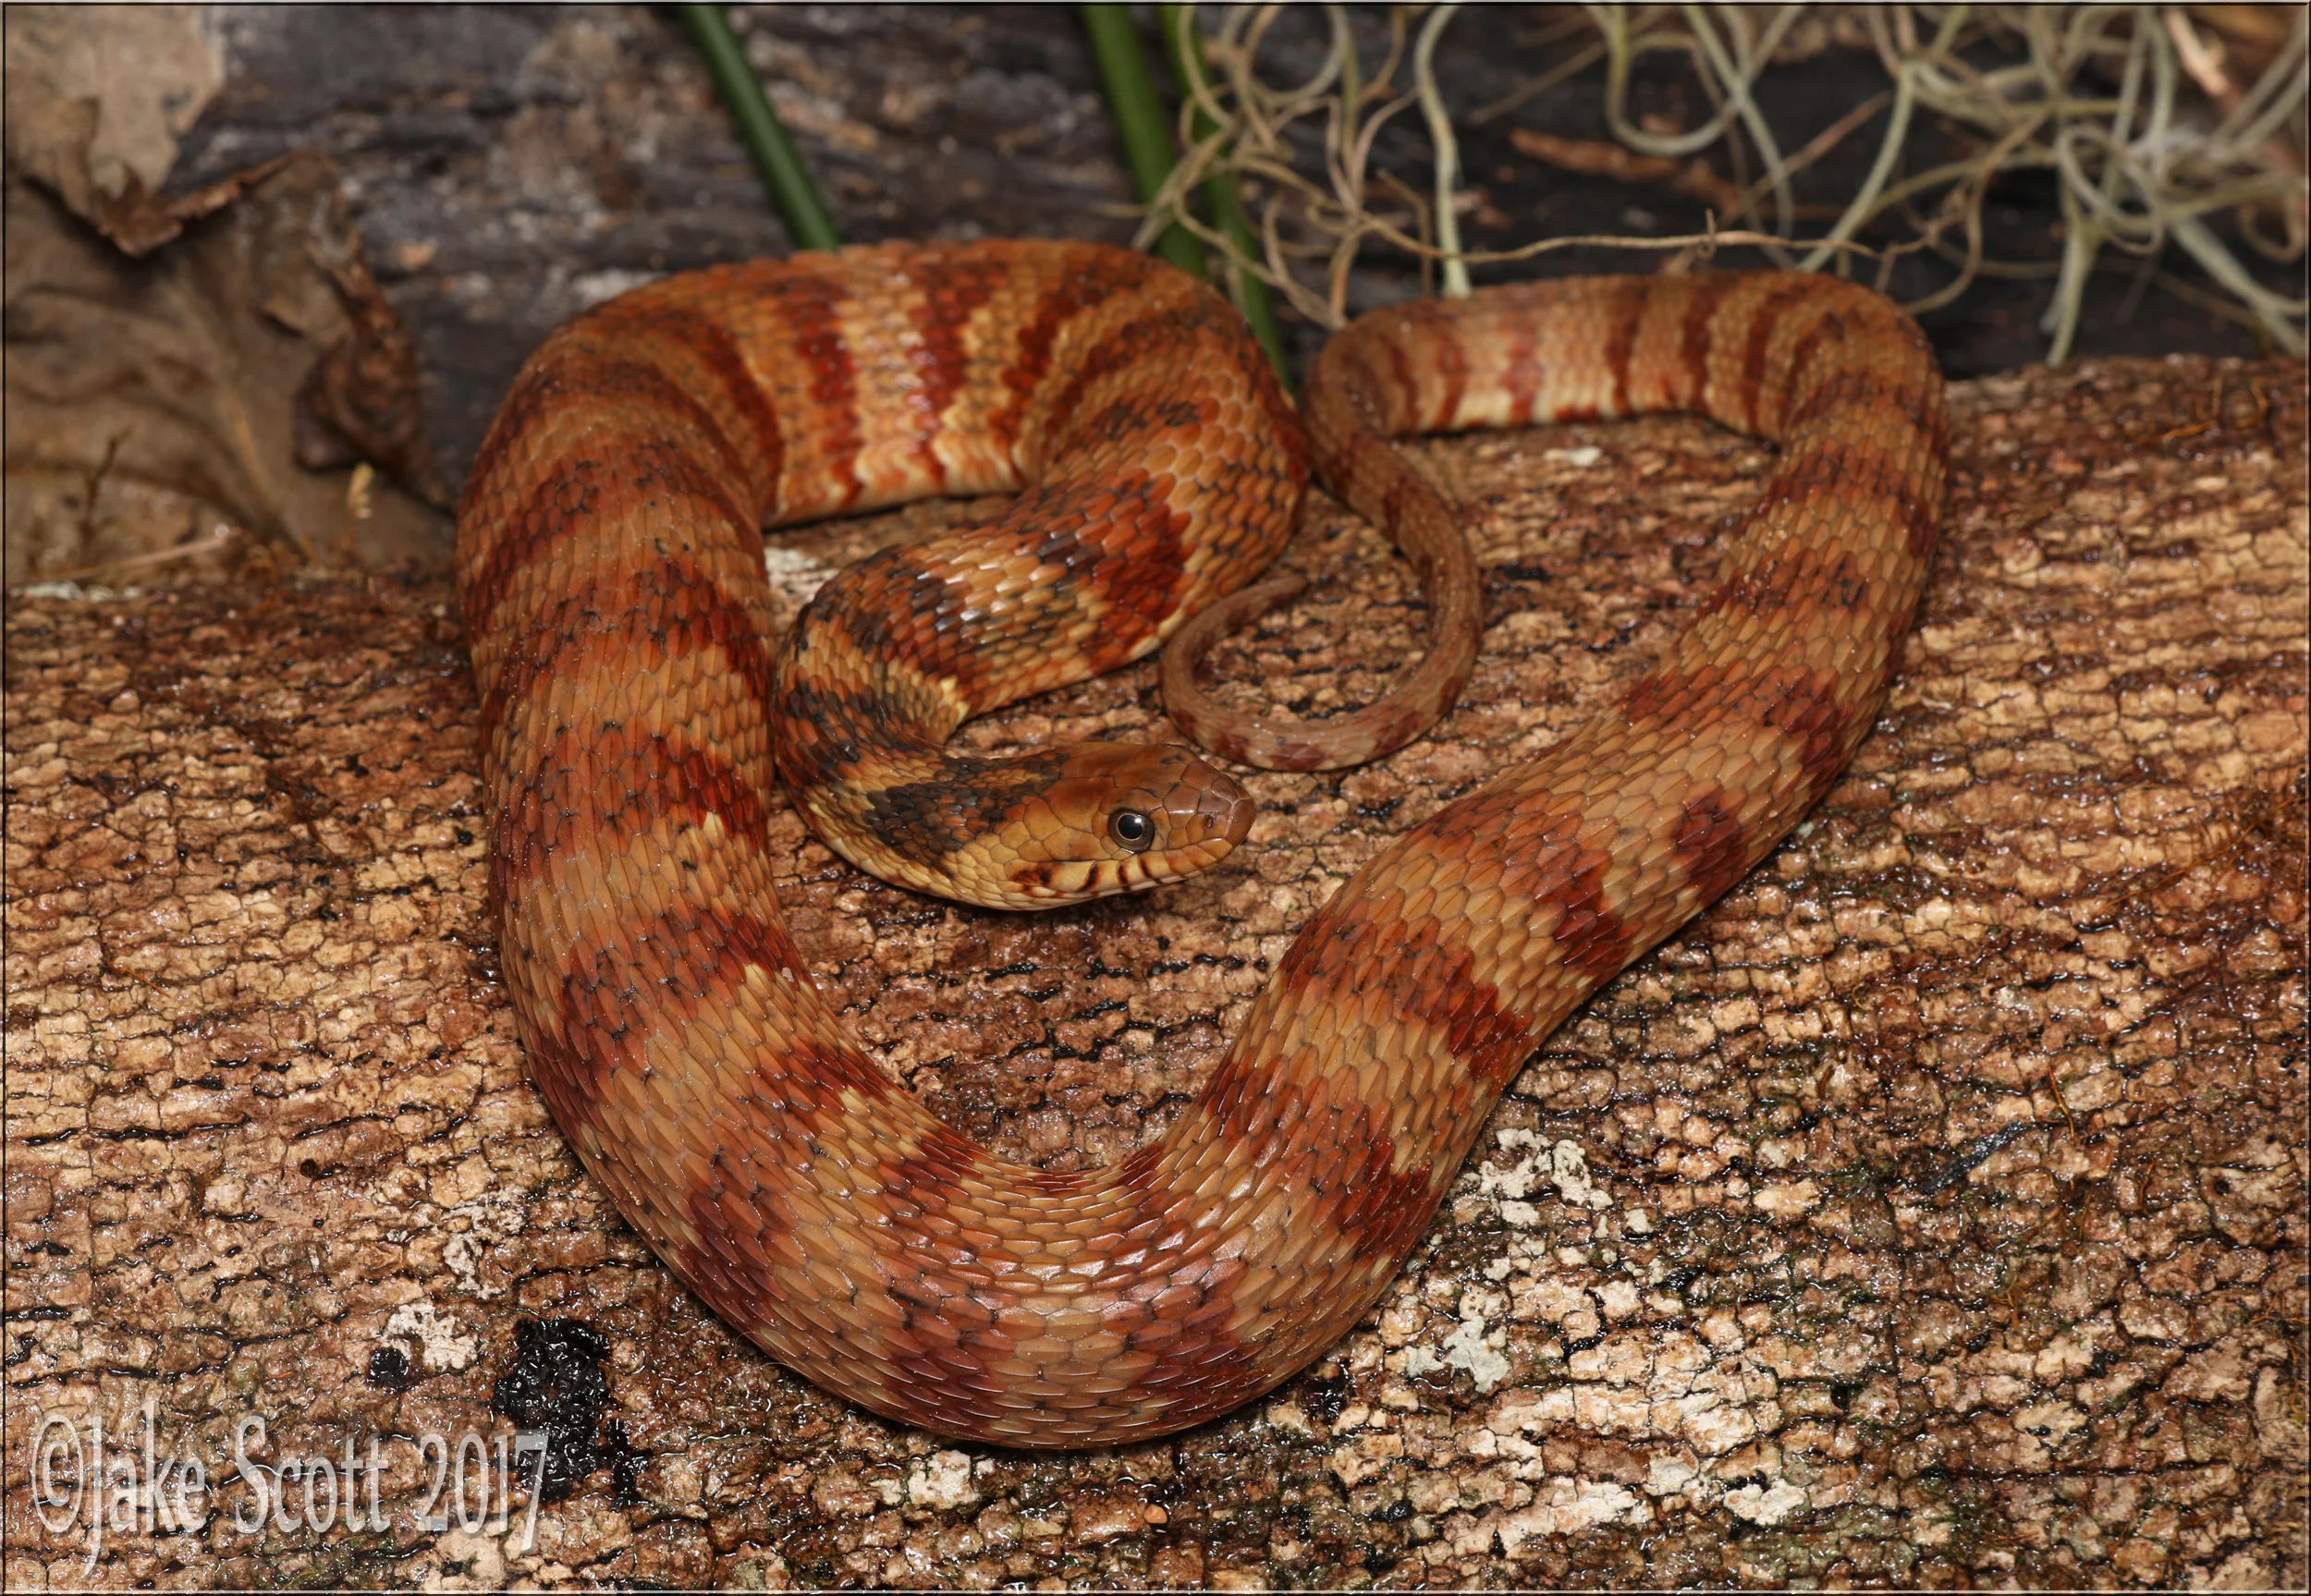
[75,433,126,539]
[31,520,242,584]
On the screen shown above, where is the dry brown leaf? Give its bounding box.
[0,5,224,254]
[2,155,449,585]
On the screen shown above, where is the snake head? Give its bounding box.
[969,740,1253,909]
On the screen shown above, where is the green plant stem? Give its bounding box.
[679,4,842,251]
[1160,4,1290,384]
[1079,4,1205,275]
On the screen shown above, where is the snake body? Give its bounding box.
[457,240,1947,1447]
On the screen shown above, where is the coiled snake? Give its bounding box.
[457,240,1947,1447]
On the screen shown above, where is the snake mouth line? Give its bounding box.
[1009,835,1247,902]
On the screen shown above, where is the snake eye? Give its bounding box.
[1109,810,1154,851]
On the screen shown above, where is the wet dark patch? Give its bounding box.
[366,1345,411,1392]
[1915,1125,2031,1194]
[491,1318,647,1506]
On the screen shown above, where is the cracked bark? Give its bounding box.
[4,357,2305,1590]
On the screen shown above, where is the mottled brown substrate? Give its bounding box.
[5,355,2303,1586]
